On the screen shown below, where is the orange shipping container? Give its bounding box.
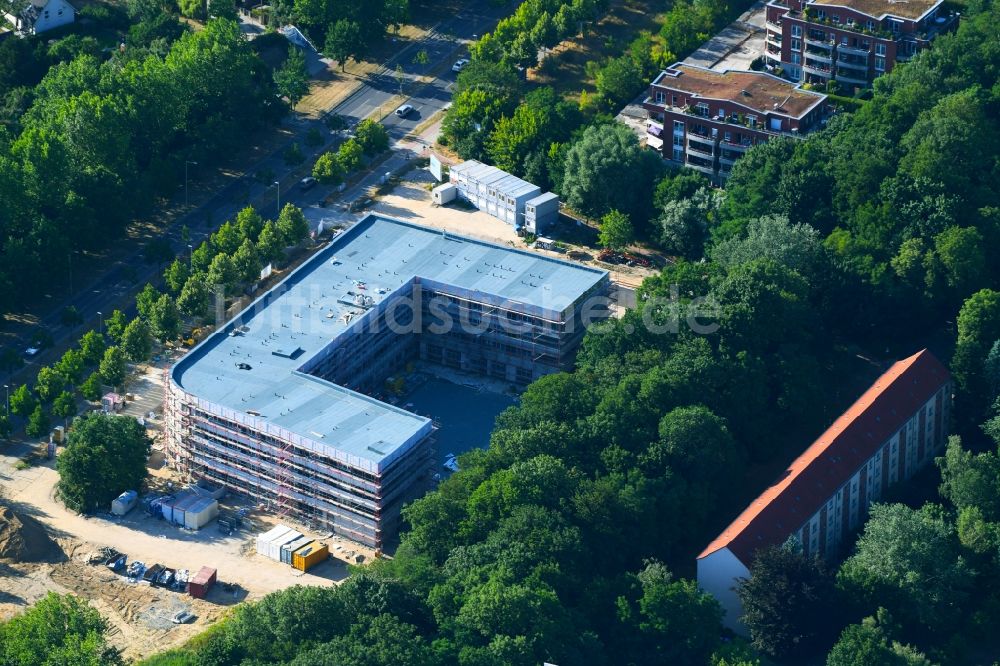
[291,541,328,572]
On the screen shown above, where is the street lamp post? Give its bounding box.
[188,243,194,266]
[185,160,198,207]
[97,311,103,337]
[273,180,281,215]
[4,384,9,418]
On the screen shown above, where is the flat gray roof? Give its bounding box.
[451,160,541,200]
[172,214,606,470]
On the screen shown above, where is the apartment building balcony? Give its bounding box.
[837,43,870,57]
[765,20,783,32]
[835,69,869,85]
[804,48,833,63]
[766,32,782,48]
[802,61,833,78]
[685,155,716,176]
[718,152,739,166]
[765,43,782,59]
[804,36,834,49]
[836,57,868,72]
[720,140,751,152]
[686,139,716,158]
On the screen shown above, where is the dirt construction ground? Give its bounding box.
[0,362,376,661]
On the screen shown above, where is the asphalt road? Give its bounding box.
[2,1,515,392]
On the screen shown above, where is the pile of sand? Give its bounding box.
[0,506,59,562]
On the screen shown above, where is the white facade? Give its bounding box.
[524,192,560,235]
[448,160,542,230]
[3,0,75,34]
[697,547,750,632]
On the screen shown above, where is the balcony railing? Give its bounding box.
[765,20,783,31]
[837,43,870,56]
[836,58,867,71]
[835,70,868,85]
[766,32,782,47]
[720,140,751,152]
[804,49,833,63]
[804,36,834,49]
[766,44,782,57]
[686,140,716,157]
[685,158,716,175]
[718,153,739,165]
[802,62,832,77]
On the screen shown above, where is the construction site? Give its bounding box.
[165,214,611,549]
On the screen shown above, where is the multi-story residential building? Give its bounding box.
[764,0,958,87]
[165,214,609,549]
[697,349,951,631]
[643,63,828,182]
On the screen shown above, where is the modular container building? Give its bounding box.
[263,528,302,561]
[449,160,541,230]
[111,490,138,516]
[165,215,610,549]
[281,535,313,564]
[431,183,457,205]
[184,496,219,529]
[292,541,329,572]
[524,192,560,235]
[189,566,217,598]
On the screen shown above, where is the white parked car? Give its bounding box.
[394,104,414,118]
[23,347,40,357]
[451,59,470,72]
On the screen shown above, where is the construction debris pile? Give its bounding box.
[0,506,60,562]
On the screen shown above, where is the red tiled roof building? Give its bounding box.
[697,349,951,631]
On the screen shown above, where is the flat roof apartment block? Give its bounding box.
[763,0,958,87]
[643,63,828,181]
[697,350,951,631]
[165,214,609,548]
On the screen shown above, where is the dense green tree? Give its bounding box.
[336,139,364,173]
[136,283,162,321]
[233,238,262,284]
[0,414,11,439]
[54,349,85,386]
[616,560,723,664]
[937,436,1000,520]
[656,186,722,258]
[711,214,825,281]
[598,210,634,251]
[80,372,103,402]
[274,46,309,107]
[827,610,935,666]
[164,258,190,295]
[56,413,150,513]
[313,151,344,185]
[98,346,127,389]
[235,206,264,243]
[838,503,972,635]
[277,204,310,246]
[78,329,107,366]
[149,294,181,343]
[0,593,124,666]
[206,253,238,294]
[561,122,660,224]
[737,542,838,659]
[104,311,127,344]
[52,391,77,423]
[212,220,242,255]
[25,404,49,438]
[355,119,390,155]
[441,61,521,160]
[594,55,643,107]
[121,318,153,363]
[324,19,365,71]
[177,272,213,320]
[10,384,37,416]
[34,366,67,404]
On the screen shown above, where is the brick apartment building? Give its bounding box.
[763,0,959,87]
[643,63,828,182]
[697,349,951,631]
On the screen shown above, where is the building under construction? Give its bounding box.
[165,214,609,548]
